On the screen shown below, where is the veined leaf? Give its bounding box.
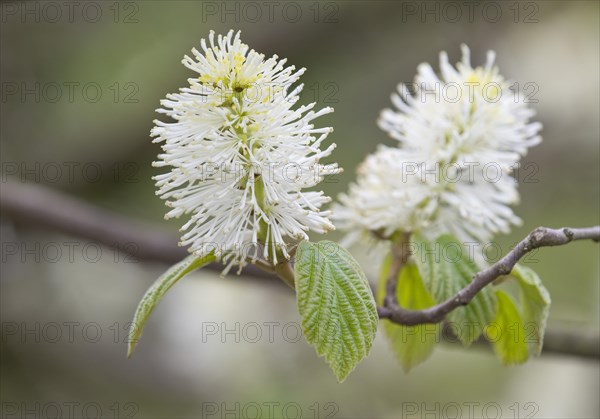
[412,234,496,345]
[377,256,439,372]
[510,264,551,356]
[127,253,215,357]
[294,241,378,382]
[486,290,529,365]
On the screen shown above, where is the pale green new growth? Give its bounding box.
[294,241,378,382]
[377,257,439,372]
[413,234,497,345]
[487,290,529,365]
[510,264,551,356]
[127,253,215,357]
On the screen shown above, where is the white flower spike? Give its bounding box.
[334,45,542,246]
[152,30,341,272]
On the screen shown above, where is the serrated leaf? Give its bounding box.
[486,290,529,365]
[510,264,551,356]
[294,241,378,382]
[412,234,496,345]
[377,255,439,372]
[127,253,215,357]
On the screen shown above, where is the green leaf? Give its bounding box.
[294,240,378,382]
[412,234,496,345]
[127,253,215,357]
[510,264,551,356]
[377,256,439,372]
[486,290,529,365]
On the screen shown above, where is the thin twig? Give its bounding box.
[378,226,600,326]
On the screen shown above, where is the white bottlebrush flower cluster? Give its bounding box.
[334,45,542,246]
[152,30,340,272]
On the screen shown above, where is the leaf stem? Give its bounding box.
[250,257,276,274]
[274,261,296,289]
[383,231,412,308]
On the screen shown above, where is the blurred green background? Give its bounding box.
[1,1,599,418]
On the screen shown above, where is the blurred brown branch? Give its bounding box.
[1,180,598,359]
[0,180,273,281]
